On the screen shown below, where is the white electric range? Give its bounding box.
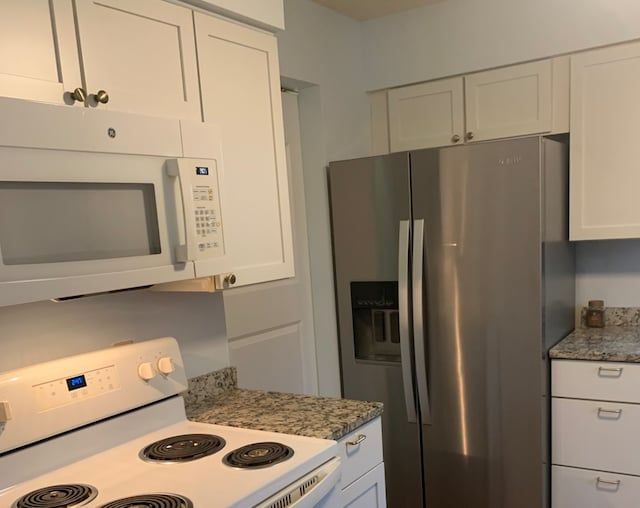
[0,337,341,508]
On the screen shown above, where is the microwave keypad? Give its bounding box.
[192,185,222,253]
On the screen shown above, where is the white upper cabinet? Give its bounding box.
[74,0,201,120]
[0,0,201,120]
[385,58,567,152]
[388,77,464,151]
[0,1,81,105]
[194,13,294,288]
[465,60,552,142]
[569,40,640,240]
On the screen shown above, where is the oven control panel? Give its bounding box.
[33,365,120,412]
[0,336,188,455]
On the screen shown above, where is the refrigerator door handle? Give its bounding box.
[398,220,417,424]
[412,219,432,425]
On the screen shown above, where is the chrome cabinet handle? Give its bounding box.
[93,90,109,104]
[224,273,237,286]
[451,134,461,143]
[398,220,417,424]
[346,434,367,447]
[596,477,621,490]
[597,407,622,419]
[598,366,623,378]
[68,87,86,102]
[466,131,474,140]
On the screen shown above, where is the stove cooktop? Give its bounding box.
[2,415,338,508]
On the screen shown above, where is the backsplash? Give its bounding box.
[579,307,640,327]
[184,366,237,406]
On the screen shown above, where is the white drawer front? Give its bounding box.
[552,398,640,474]
[552,465,640,508]
[552,360,640,402]
[339,417,384,489]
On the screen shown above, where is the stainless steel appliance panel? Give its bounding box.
[411,138,545,508]
[328,153,423,508]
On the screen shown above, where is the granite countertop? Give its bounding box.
[550,326,640,362]
[549,307,640,362]
[183,367,383,441]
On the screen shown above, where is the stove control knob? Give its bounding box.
[157,356,175,376]
[0,401,12,423]
[137,362,156,381]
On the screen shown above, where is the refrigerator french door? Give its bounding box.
[328,137,575,508]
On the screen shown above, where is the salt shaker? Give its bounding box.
[586,300,605,328]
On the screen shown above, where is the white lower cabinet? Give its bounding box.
[552,466,640,508]
[342,463,386,508]
[337,417,387,507]
[552,359,640,507]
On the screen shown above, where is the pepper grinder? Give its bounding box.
[586,300,605,328]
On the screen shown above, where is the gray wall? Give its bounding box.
[0,290,228,378]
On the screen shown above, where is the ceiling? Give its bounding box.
[311,0,443,21]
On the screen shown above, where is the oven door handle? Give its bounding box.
[254,457,342,508]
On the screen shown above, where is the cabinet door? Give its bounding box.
[553,465,640,508]
[341,462,387,508]
[195,13,294,287]
[74,0,200,120]
[464,60,552,142]
[0,0,81,105]
[570,41,640,240]
[388,77,464,151]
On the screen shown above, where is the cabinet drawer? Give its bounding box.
[552,360,640,402]
[552,465,640,508]
[552,398,640,474]
[339,417,383,488]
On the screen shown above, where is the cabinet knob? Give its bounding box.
[224,273,237,286]
[466,131,475,141]
[93,90,110,104]
[68,87,87,103]
[451,134,461,143]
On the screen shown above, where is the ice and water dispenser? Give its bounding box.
[350,281,401,362]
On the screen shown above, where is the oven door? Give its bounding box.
[254,458,342,508]
[0,146,194,306]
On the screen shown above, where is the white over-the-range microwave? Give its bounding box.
[0,97,233,307]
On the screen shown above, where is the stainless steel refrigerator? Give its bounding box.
[328,137,575,508]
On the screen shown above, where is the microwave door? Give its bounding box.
[0,148,196,306]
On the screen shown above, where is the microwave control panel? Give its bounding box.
[167,158,224,262]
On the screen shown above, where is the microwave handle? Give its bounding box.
[166,159,197,262]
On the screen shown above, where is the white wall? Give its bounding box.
[576,240,640,307]
[0,290,228,378]
[277,0,370,397]
[363,0,640,90]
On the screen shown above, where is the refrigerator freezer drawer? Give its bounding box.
[552,360,640,403]
[552,398,640,475]
[552,465,640,508]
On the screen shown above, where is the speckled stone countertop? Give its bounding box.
[183,367,383,440]
[550,307,640,362]
[550,326,640,362]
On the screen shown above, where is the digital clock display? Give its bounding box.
[66,374,87,391]
[195,167,209,176]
